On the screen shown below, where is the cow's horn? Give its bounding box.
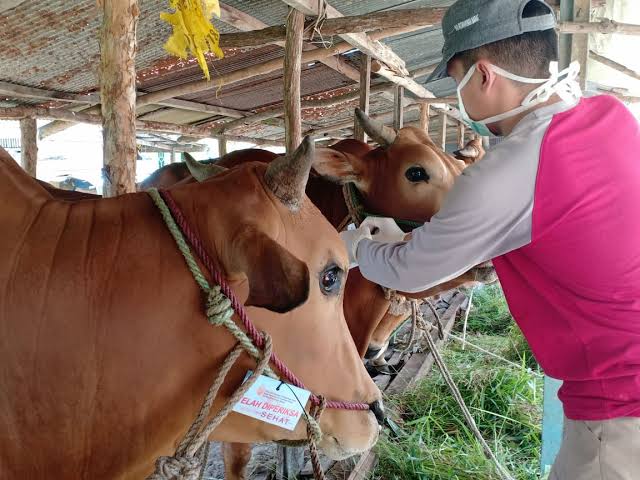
[183,152,227,182]
[354,108,397,147]
[453,145,481,160]
[264,136,314,211]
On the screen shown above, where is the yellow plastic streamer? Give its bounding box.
[160,0,224,81]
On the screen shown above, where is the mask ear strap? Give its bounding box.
[489,64,549,84]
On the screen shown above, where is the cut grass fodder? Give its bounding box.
[375,334,543,480]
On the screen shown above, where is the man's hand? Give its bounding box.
[361,217,406,244]
[339,226,372,269]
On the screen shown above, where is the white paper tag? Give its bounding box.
[232,372,311,431]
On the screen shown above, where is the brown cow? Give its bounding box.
[179,111,491,361]
[0,140,382,479]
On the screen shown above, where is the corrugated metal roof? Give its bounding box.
[0,0,454,139]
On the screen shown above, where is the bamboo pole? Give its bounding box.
[284,8,304,153]
[439,112,447,150]
[0,106,285,147]
[590,50,640,81]
[457,122,465,149]
[19,117,37,177]
[218,137,228,156]
[99,0,139,197]
[393,86,404,130]
[354,55,371,142]
[558,18,640,35]
[419,104,430,136]
[571,0,591,91]
[217,7,446,49]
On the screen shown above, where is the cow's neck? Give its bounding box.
[305,173,350,230]
[0,181,246,478]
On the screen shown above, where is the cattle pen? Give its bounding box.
[2,1,640,480]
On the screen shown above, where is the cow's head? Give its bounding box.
[313,108,483,223]
[175,138,382,460]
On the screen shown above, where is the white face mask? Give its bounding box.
[456,61,583,137]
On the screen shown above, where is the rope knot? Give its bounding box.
[206,286,233,326]
[147,455,201,480]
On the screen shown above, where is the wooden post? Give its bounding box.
[571,0,591,90]
[99,0,139,197]
[170,148,176,164]
[457,122,465,148]
[354,55,371,142]
[439,111,447,151]
[19,117,37,177]
[218,136,228,156]
[419,104,430,138]
[393,86,404,130]
[283,7,304,153]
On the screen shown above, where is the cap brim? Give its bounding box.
[425,59,449,83]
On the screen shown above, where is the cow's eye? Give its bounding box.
[405,166,429,183]
[320,266,342,295]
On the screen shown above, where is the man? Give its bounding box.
[341,1,640,478]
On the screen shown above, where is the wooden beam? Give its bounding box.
[571,0,591,90]
[393,86,404,130]
[559,18,640,35]
[282,0,407,72]
[439,111,447,150]
[19,117,37,177]
[0,81,99,104]
[414,96,458,104]
[218,7,446,49]
[218,137,227,156]
[214,82,393,134]
[457,122,465,148]
[100,0,138,197]
[283,7,304,153]
[304,103,423,138]
[281,0,435,99]
[37,98,244,141]
[0,106,285,147]
[157,98,245,118]
[597,91,640,103]
[589,50,640,81]
[354,55,371,142]
[0,0,27,14]
[419,103,430,136]
[136,26,429,109]
[220,2,360,82]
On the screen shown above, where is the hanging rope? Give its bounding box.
[148,338,272,480]
[409,301,515,480]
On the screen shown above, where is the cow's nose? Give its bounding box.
[364,346,381,360]
[369,399,385,426]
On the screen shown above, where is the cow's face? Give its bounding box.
[180,138,382,460]
[314,112,483,223]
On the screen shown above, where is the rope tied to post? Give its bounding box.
[148,337,272,480]
[408,300,515,480]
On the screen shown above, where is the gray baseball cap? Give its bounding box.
[426,0,557,83]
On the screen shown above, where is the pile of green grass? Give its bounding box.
[374,285,543,479]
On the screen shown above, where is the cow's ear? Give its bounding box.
[229,226,310,313]
[313,148,367,188]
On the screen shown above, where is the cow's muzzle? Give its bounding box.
[368,399,385,426]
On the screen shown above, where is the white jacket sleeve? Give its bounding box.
[355,130,543,293]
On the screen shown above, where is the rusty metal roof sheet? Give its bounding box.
[0,0,455,140]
